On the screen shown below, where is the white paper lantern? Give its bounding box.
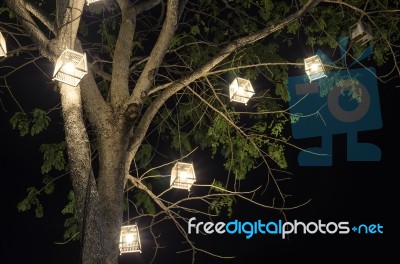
[304,55,326,82]
[350,21,373,46]
[229,77,255,105]
[0,31,7,57]
[170,162,196,190]
[119,224,142,254]
[53,48,87,86]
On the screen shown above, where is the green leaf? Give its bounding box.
[31,109,51,136]
[10,112,29,136]
[271,122,283,137]
[135,144,153,167]
[10,109,50,137]
[63,217,80,241]
[39,142,67,174]
[290,114,301,124]
[210,181,235,217]
[287,21,300,34]
[42,174,55,194]
[62,191,76,215]
[190,25,200,35]
[268,143,287,169]
[62,191,80,241]
[17,187,44,218]
[134,185,156,215]
[171,131,192,154]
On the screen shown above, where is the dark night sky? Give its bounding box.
[1,57,397,263]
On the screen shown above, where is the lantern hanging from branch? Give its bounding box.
[52,48,88,87]
[119,224,142,254]
[229,77,255,105]
[170,162,196,190]
[304,55,326,82]
[350,21,373,46]
[0,31,7,57]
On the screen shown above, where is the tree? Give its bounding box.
[1,0,399,263]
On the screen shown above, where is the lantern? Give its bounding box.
[170,162,196,190]
[350,21,373,46]
[304,55,326,82]
[53,48,88,86]
[229,77,255,105]
[119,224,142,254]
[0,31,7,57]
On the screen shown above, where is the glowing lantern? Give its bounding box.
[170,162,196,190]
[229,77,255,105]
[119,224,142,254]
[350,21,373,46]
[304,55,326,82]
[53,48,87,86]
[0,31,7,57]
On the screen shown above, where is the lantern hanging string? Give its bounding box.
[126,188,130,225]
[177,104,182,160]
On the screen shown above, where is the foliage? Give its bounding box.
[210,181,235,217]
[39,142,67,174]
[133,186,157,216]
[17,187,43,218]
[10,109,50,136]
[62,190,80,241]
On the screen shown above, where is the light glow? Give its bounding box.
[53,48,87,86]
[310,63,319,72]
[170,162,196,190]
[119,225,141,254]
[229,77,255,105]
[62,62,76,74]
[304,55,326,82]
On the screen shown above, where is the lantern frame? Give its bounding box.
[229,77,255,105]
[52,48,88,87]
[0,31,7,57]
[170,162,196,190]
[350,21,373,46]
[304,55,326,82]
[119,224,142,254]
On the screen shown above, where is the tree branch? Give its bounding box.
[79,69,112,132]
[125,0,322,171]
[90,63,112,82]
[126,174,170,213]
[126,174,206,261]
[109,0,136,107]
[4,0,52,58]
[69,40,111,135]
[53,0,85,57]
[25,1,57,36]
[127,0,179,109]
[136,0,162,14]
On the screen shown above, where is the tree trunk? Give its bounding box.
[60,81,131,264]
[97,118,129,264]
[59,83,106,263]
